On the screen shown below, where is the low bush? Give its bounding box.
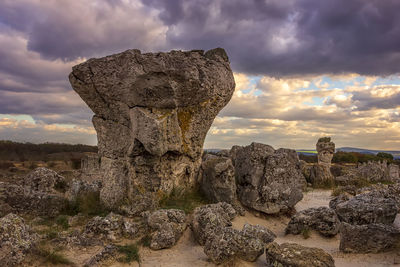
[117,244,140,263]
[159,187,209,214]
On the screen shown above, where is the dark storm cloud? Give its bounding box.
[0,1,166,61]
[144,0,400,76]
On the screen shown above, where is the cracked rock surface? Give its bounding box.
[69,48,235,212]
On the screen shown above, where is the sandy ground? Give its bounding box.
[25,189,399,266]
[137,189,400,267]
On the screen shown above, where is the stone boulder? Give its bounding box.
[286,207,340,237]
[340,222,400,253]
[204,227,264,264]
[65,178,102,201]
[240,223,276,244]
[191,202,237,246]
[0,213,39,266]
[234,142,304,214]
[265,242,335,267]
[23,167,66,193]
[199,154,244,214]
[84,212,143,241]
[147,209,187,250]
[331,191,398,225]
[0,182,67,217]
[69,48,235,211]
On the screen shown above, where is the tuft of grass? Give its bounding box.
[301,228,311,239]
[55,215,69,230]
[331,187,344,197]
[36,246,73,265]
[117,244,140,263]
[313,179,336,189]
[139,234,152,247]
[159,187,209,214]
[62,191,109,217]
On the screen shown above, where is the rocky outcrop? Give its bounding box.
[233,142,304,214]
[147,209,187,250]
[309,137,335,186]
[285,207,340,237]
[23,167,66,193]
[0,213,39,266]
[340,222,400,253]
[199,154,244,214]
[191,202,237,246]
[69,48,235,212]
[335,161,399,185]
[84,212,143,241]
[331,191,398,225]
[65,179,102,202]
[0,182,67,217]
[192,202,275,264]
[265,242,335,267]
[241,223,276,244]
[204,227,264,264]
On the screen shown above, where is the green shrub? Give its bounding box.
[63,191,108,217]
[159,187,209,214]
[117,244,140,263]
[301,228,311,239]
[55,215,69,230]
[139,234,151,247]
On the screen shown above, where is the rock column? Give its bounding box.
[69,48,235,213]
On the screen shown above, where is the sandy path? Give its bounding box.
[138,189,400,267]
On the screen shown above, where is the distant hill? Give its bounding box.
[0,140,97,161]
[297,147,400,159]
[336,147,400,159]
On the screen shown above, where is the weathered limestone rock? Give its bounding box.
[340,222,400,253]
[316,137,335,166]
[83,244,118,266]
[234,142,304,214]
[84,212,143,241]
[286,207,340,237]
[331,191,398,225]
[265,242,335,267]
[0,182,67,217]
[199,154,244,214]
[147,209,187,250]
[310,137,335,186]
[81,152,101,174]
[69,48,235,211]
[204,227,264,264]
[65,179,102,202]
[334,161,399,185]
[23,167,66,193]
[0,213,39,266]
[192,203,274,264]
[191,202,237,246]
[241,223,276,244]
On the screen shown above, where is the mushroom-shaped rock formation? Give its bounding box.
[69,48,235,212]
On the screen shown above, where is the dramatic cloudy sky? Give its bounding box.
[1,0,400,150]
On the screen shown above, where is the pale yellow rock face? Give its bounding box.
[69,48,235,212]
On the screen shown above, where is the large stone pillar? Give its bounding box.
[69,48,235,214]
[310,137,335,185]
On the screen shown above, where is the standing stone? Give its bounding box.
[310,137,335,186]
[234,143,304,214]
[69,48,235,211]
